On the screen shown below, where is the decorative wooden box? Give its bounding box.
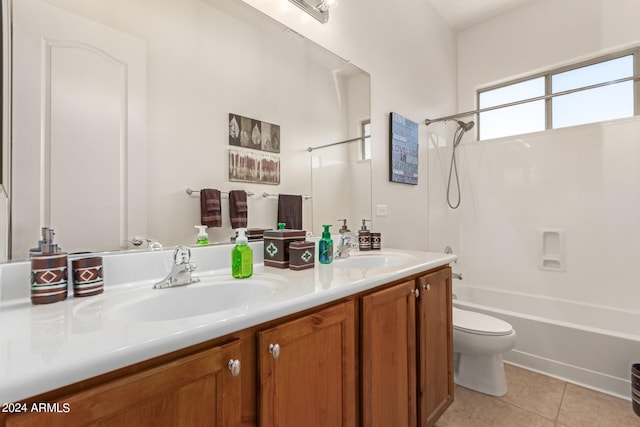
[263,229,306,268]
[289,241,315,271]
[246,228,271,241]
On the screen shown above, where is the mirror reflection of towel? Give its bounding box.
[229,190,248,229]
[277,194,302,230]
[200,188,222,227]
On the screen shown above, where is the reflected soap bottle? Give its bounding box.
[195,225,209,246]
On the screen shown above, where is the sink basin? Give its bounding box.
[334,252,411,269]
[74,276,287,323]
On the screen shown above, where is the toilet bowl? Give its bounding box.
[453,306,516,397]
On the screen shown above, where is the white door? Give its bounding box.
[11,0,146,258]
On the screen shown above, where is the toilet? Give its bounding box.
[452,306,516,397]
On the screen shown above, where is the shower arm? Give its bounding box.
[424,74,640,126]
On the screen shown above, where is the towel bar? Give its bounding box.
[186,188,255,197]
[262,192,312,200]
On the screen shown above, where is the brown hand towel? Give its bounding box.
[200,188,222,227]
[277,194,303,230]
[229,190,248,229]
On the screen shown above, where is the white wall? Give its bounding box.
[242,0,458,250]
[445,0,640,311]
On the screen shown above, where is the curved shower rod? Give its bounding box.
[424,74,640,126]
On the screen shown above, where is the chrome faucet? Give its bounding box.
[335,232,358,259]
[153,246,200,289]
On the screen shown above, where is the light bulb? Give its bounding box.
[317,0,339,12]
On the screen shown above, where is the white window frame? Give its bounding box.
[360,118,371,161]
[476,47,640,140]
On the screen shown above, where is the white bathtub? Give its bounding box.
[453,284,640,400]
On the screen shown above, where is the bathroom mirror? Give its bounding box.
[1,0,371,260]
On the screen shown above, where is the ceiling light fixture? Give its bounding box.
[316,0,339,12]
[289,0,339,24]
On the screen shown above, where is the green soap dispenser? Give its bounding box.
[319,224,334,264]
[232,228,253,279]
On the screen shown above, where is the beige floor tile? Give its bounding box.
[435,386,555,427]
[557,383,640,427]
[498,364,566,420]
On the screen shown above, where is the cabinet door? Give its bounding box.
[258,300,356,427]
[417,267,453,427]
[5,340,242,427]
[361,280,417,427]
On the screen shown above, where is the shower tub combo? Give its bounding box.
[453,284,639,399]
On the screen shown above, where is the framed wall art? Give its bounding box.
[228,113,281,185]
[229,113,280,153]
[389,112,419,185]
[228,148,280,185]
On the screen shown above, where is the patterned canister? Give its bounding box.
[31,253,68,305]
[358,230,371,251]
[263,229,306,268]
[289,240,315,271]
[72,256,104,297]
[371,232,381,250]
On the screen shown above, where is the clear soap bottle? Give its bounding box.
[195,225,209,245]
[232,228,253,279]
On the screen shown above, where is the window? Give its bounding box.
[479,77,545,140]
[361,119,371,160]
[478,49,639,140]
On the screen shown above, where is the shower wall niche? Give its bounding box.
[540,229,565,272]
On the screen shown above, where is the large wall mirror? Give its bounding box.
[1,0,371,260]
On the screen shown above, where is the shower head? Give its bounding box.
[456,120,475,132]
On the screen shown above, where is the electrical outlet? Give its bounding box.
[376,205,387,217]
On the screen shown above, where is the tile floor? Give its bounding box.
[436,364,640,427]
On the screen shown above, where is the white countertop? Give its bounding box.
[0,246,455,403]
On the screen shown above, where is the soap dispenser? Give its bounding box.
[195,225,209,246]
[30,227,68,305]
[232,228,253,279]
[337,219,350,234]
[319,224,334,264]
[358,219,371,251]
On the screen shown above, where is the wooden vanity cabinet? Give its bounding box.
[361,266,453,427]
[3,339,242,427]
[361,280,418,426]
[417,267,454,426]
[2,266,451,427]
[257,300,357,427]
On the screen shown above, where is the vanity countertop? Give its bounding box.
[0,246,456,403]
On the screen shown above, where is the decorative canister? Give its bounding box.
[246,228,271,241]
[371,232,381,250]
[72,256,104,297]
[289,240,315,271]
[358,230,371,251]
[30,252,69,305]
[263,229,306,268]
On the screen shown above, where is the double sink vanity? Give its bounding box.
[0,242,456,426]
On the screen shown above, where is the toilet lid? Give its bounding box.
[453,307,513,336]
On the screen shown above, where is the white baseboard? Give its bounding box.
[504,349,632,401]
